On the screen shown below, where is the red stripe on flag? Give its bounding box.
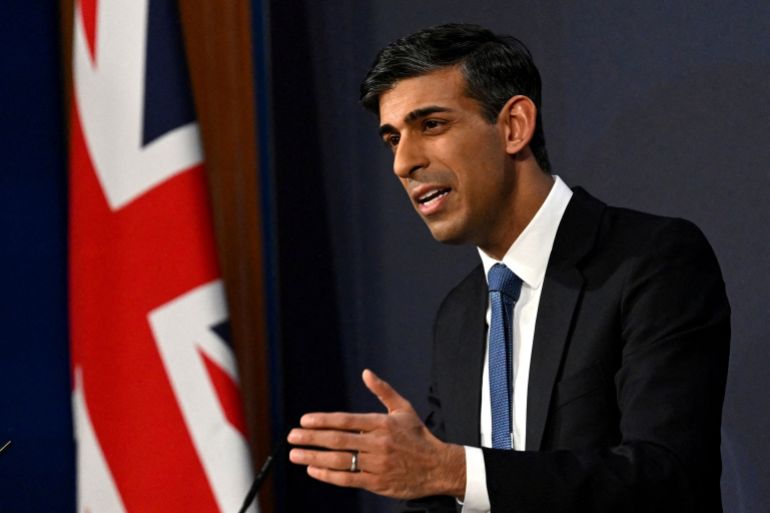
[79,0,98,62]
[198,349,249,438]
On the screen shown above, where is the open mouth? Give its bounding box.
[417,187,451,207]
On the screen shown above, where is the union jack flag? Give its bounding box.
[68,1,256,511]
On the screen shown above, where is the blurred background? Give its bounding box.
[1,1,768,512]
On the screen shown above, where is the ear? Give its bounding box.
[498,95,537,156]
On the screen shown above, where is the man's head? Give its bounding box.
[360,23,550,173]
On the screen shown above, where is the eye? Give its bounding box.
[383,133,400,149]
[423,119,445,132]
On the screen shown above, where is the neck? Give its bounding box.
[480,166,554,260]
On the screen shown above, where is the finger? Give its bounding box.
[299,412,386,431]
[289,448,360,472]
[362,369,413,413]
[288,428,365,451]
[306,465,373,490]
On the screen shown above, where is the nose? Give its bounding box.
[392,134,428,179]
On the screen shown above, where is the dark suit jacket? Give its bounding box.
[403,188,730,513]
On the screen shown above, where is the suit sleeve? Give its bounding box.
[482,219,730,513]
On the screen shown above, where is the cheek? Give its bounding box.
[459,165,510,225]
[451,137,507,180]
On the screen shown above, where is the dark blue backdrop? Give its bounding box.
[0,3,74,511]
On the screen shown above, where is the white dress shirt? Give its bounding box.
[461,176,573,513]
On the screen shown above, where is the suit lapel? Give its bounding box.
[526,188,605,450]
[449,266,487,446]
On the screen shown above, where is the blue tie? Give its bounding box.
[488,263,522,450]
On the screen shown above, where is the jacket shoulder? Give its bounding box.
[435,264,485,318]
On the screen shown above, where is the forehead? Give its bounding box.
[378,67,480,126]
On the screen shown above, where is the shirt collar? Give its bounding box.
[478,175,573,289]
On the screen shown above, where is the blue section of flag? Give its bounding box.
[142,0,196,146]
[211,319,234,351]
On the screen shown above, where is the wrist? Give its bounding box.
[434,442,466,499]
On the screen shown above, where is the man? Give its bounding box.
[287,23,729,513]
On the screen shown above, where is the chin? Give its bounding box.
[426,223,469,246]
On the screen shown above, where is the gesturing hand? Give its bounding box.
[287,369,466,500]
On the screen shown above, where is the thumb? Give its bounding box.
[362,369,413,414]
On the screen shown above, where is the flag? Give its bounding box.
[68,0,256,511]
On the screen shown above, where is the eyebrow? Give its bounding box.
[378,105,455,138]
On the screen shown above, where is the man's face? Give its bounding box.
[378,67,516,249]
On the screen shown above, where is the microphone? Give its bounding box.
[237,437,286,513]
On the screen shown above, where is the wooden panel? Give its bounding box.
[60,0,74,129]
[176,1,274,512]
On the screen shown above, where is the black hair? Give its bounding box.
[360,23,551,173]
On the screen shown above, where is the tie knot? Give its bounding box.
[488,263,522,300]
